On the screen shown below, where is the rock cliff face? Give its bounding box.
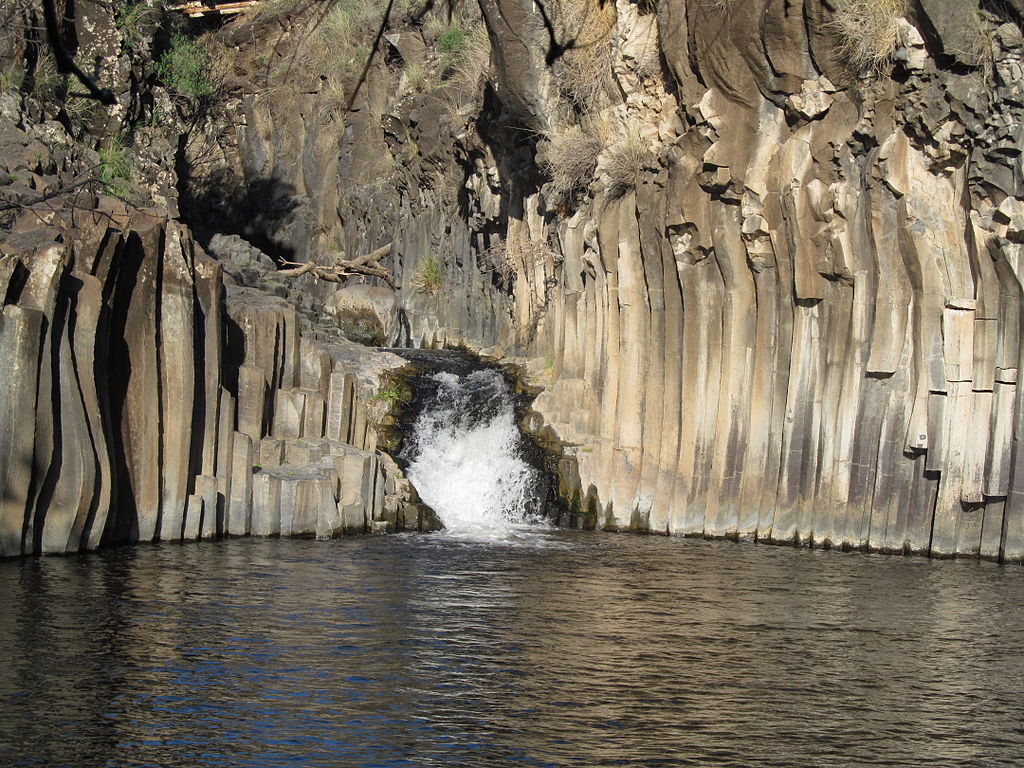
[0,1,445,558]
[518,0,1024,562]
[4,0,1024,562]
[198,0,1024,560]
[0,201,428,557]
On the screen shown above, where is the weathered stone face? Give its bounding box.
[4,0,1024,563]
[324,284,398,347]
[208,0,1021,562]
[0,210,422,556]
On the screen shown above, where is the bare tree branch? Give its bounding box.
[278,242,396,287]
[0,164,103,214]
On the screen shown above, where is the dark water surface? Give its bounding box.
[1,532,1022,768]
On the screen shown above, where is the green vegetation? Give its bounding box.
[99,135,133,197]
[156,33,213,97]
[830,0,908,73]
[437,26,468,55]
[368,374,412,447]
[116,1,154,48]
[413,255,442,294]
[374,385,405,404]
[437,25,469,69]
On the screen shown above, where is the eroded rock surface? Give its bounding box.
[195,0,1024,561]
[5,0,1024,562]
[0,204,427,556]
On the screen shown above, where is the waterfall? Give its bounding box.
[400,364,548,538]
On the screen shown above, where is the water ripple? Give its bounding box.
[0,534,1022,767]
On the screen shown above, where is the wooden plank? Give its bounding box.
[170,2,259,16]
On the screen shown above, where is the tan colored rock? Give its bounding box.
[227,432,253,536]
[324,284,398,346]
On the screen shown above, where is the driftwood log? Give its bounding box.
[277,242,395,287]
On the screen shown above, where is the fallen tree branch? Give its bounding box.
[278,242,396,287]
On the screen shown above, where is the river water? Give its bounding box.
[1,533,1022,768]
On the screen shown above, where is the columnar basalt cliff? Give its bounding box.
[0,202,428,557]
[264,0,1023,561]
[3,0,1024,561]
[509,0,1024,562]
[0,2,440,558]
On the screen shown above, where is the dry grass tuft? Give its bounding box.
[289,0,384,113]
[542,125,603,208]
[318,76,348,126]
[480,237,560,287]
[28,54,61,104]
[247,0,382,131]
[550,0,616,111]
[402,61,429,94]
[447,23,491,90]
[412,254,442,293]
[604,134,651,199]
[437,22,492,116]
[830,0,909,73]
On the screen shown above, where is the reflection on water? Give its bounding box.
[1,533,1023,768]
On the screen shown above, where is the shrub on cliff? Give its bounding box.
[550,0,616,111]
[437,26,468,60]
[481,238,561,289]
[604,134,651,200]
[156,33,213,98]
[831,0,909,73]
[116,1,156,50]
[413,255,442,293]
[542,125,602,209]
[99,134,134,199]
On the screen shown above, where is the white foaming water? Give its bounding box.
[403,369,547,541]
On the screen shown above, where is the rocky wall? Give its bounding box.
[490,0,1024,561]
[9,0,1021,561]
[0,204,427,558]
[216,0,1024,561]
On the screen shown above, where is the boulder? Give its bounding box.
[323,284,398,346]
